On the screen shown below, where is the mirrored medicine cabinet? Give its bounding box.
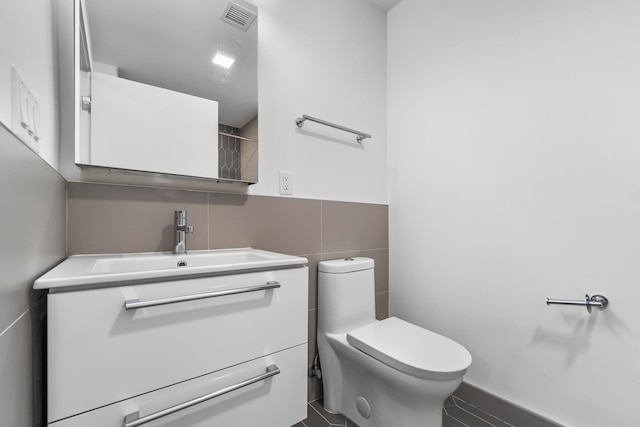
[62,0,258,186]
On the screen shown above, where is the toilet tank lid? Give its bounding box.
[318,257,374,273]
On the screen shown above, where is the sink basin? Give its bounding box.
[89,250,280,274]
[34,248,308,290]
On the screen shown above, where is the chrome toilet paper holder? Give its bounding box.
[546,294,609,314]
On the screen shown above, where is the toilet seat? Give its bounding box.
[346,317,472,381]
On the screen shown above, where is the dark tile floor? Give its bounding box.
[294,395,517,427]
[444,395,515,427]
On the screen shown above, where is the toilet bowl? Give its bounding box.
[317,257,472,427]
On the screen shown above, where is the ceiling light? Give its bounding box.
[212,53,235,69]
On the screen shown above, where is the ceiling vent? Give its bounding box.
[220,1,257,32]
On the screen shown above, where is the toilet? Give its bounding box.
[317,257,472,427]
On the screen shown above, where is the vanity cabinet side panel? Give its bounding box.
[47,267,307,423]
[89,71,219,178]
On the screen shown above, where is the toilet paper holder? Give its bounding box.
[546,294,609,314]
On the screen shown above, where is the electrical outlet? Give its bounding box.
[279,170,293,195]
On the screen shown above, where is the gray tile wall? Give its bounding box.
[0,124,67,427]
[66,183,390,404]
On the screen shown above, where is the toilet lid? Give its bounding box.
[346,317,472,381]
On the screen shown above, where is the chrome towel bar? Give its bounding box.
[546,294,609,314]
[124,281,281,310]
[295,114,371,143]
[123,365,280,427]
[218,131,257,142]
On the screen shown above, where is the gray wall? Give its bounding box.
[67,182,390,402]
[0,124,66,426]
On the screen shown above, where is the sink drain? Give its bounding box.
[177,260,187,267]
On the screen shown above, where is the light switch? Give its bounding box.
[11,66,40,152]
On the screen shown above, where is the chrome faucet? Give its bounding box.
[173,210,194,254]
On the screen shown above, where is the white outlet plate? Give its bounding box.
[279,170,293,195]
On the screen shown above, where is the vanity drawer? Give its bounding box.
[47,267,307,423]
[50,344,307,427]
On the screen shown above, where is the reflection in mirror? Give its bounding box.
[80,0,258,183]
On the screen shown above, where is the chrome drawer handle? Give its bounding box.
[124,281,281,310]
[124,364,280,427]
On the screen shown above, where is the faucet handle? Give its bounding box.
[186,225,194,234]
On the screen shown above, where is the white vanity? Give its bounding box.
[34,248,308,427]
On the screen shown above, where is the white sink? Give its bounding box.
[34,248,308,290]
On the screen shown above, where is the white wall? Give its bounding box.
[248,0,388,203]
[388,1,640,426]
[0,0,59,169]
[0,3,65,425]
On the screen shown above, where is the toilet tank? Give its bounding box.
[317,257,376,334]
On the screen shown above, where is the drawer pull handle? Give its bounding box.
[124,364,280,427]
[124,281,281,310]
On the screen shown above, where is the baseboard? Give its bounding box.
[453,382,564,427]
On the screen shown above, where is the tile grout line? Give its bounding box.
[309,401,334,426]
[453,397,496,426]
[320,201,323,255]
[330,248,389,254]
[454,406,498,427]
[0,309,30,338]
[297,248,389,259]
[311,401,349,427]
[453,396,517,427]
[65,182,69,255]
[447,415,472,427]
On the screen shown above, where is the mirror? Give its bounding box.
[77,0,258,183]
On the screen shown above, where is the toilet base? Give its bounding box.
[320,332,463,427]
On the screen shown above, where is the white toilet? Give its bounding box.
[317,257,472,427]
